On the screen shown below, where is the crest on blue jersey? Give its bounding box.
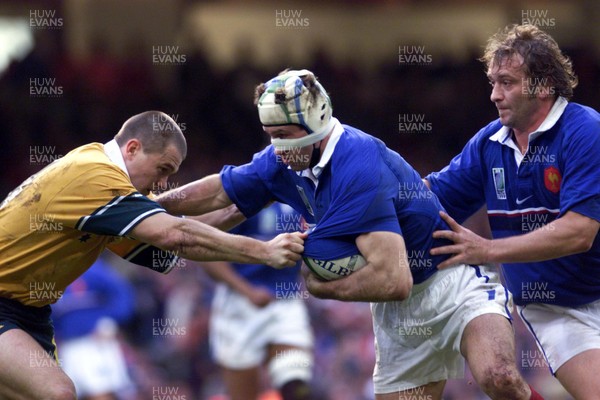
[492,168,507,200]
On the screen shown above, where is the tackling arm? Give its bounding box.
[304,231,413,302]
[130,212,305,269]
[186,204,247,232]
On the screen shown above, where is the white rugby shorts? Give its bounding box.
[210,284,314,369]
[60,334,133,397]
[518,297,600,374]
[371,264,512,393]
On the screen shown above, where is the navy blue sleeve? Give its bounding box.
[75,193,165,236]
[121,242,180,274]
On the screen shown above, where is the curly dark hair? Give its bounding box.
[480,24,578,99]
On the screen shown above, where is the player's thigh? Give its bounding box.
[555,349,600,400]
[0,328,75,400]
[460,313,518,377]
[221,365,262,400]
[375,381,446,400]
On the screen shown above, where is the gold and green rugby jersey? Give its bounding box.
[0,142,176,307]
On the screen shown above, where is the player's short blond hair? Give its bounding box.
[480,24,578,99]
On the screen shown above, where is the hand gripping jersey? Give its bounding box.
[228,203,304,298]
[427,100,600,307]
[0,143,175,307]
[221,123,453,285]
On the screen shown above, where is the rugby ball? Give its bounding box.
[303,254,367,281]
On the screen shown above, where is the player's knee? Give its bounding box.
[268,348,313,389]
[478,364,526,397]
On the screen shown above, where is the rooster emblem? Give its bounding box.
[544,166,562,193]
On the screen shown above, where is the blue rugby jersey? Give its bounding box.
[221,123,452,284]
[227,202,303,298]
[427,99,600,306]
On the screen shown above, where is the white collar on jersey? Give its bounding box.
[103,139,130,177]
[489,96,568,166]
[298,117,344,182]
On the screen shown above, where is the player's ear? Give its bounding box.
[124,139,142,159]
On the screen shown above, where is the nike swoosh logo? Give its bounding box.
[516,195,533,205]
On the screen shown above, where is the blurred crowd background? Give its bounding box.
[1,0,600,399]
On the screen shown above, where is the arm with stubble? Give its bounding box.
[303,231,413,302]
[130,212,305,269]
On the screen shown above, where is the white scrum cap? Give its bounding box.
[258,69,334,149]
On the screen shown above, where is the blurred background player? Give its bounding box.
[53,254,136,400]
[204,202,314,400]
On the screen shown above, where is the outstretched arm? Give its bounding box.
[431,210,599,269]
[157,174,232,216]
[187,204,247,232]
[130,212,305,269]
[303,231,413,302]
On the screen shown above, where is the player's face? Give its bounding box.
[126,142,183,195]
[264,125,313,171]
[487,54,545,135]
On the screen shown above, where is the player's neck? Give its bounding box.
[512,98,555,154]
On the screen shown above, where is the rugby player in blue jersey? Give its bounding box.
[158,70,543,399]
[426,24,600,399]
[204,203,314,400]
